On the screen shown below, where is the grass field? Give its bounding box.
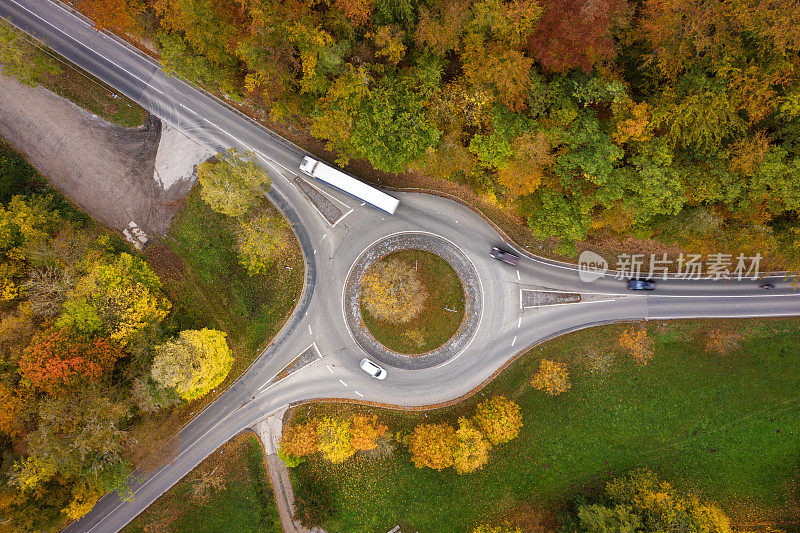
[291,318,800,532]
[360,249,465,353]
[124,432,281,533]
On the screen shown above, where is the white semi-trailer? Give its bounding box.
[298,156,400,215]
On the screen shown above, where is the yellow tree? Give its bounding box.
[453,418,491,474]
[530,359,571,395]
[197,149,270,218]
[236,211,289,275]
[473,523,522,533]
[150,329,233,401]
[316,416,356,464]
[407,423,456,470]
[497,131,552,199]
[77,252,170,345]
[618,328,654,365]
[473,396,523,445]
[351,413,388,451]
[361,257,427,324]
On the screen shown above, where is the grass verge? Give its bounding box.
[124,432,281,533]
[360,249,465,354]
[130,189,304,468]
[290,318,800,532]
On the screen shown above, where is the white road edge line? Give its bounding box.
[331,208,354,228]
[355,391,364,397]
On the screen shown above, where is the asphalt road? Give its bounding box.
[1,0,799,531]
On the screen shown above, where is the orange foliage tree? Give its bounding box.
[618,327,654,365]
[280,421,319,458]
[351,413,388,451]
[407,423,456,470]
[19,328,122,393]
[530,359,571,395]
[76,0,144,34]
[473,396,523,445]
[0,384,25,437]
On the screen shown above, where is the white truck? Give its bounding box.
[299,156,400,215]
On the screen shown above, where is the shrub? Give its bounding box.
[618,328,654,365]
[530,359,571,395]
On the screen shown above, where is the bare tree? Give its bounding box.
[23,267,74,316]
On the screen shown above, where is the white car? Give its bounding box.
[359,358,387,380]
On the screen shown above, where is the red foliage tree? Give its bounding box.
[20,328,123,393]
[527,0,628,73]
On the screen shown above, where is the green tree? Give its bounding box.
[351,80,441,173]
[473,396,523,445]
[158,32,240,97]
[575,470,733,533]
[0,20,61,86]
[236,211,289,275]
[150,328,233,401]
[197,148,271,218]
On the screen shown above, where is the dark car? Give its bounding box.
[627,279,656,291]
[491,247,519,266]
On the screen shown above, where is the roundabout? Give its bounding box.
[343,232,483,370]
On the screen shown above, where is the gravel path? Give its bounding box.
[0,74,198,234]
[344,232,482,370]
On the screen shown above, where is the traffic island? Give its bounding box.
[344,232,482,370]
[360,249,466,354]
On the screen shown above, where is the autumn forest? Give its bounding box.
[77,0,800,260]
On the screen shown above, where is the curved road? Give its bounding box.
[1,0,798,530]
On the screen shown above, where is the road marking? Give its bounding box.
[320,233,327,242]
[516,270,520,280]
[338,379,348,387]
[354,391,363,397]
[517,317,521,328]
[524,299,616,309]
[312,342,321,358]
[519,289,523,309]
[326,364,334,374]
[331,208,353,228]
[511,336,517,347]
[308,324,312,335]
[313,249,317,254]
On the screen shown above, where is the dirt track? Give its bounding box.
[0,73,197,234]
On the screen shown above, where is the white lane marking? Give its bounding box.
[313,249,317,255]
[326,365,334,374]
[308,324,312,335]
[338,379,348,387]
[519,289,523,309]
[355,391,363,397]
[517,317,521,328]
[516,270,520,280]
[331,208,353,228]
[320,233,327,242]
[511,336,517,347]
